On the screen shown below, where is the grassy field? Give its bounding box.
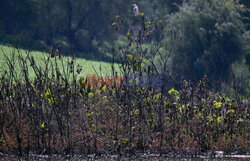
[0,45,119,80]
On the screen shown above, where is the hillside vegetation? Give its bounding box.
[1,0,249,94]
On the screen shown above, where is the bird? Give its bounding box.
[132,4,139,17]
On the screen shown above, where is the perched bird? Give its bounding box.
[132,4,139,17]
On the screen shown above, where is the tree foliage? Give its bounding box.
[167,0,247,82]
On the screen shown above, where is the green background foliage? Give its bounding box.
[0,0,249,96]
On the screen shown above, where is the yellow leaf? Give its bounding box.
[126,32,130,39]
[147,21,151,27]
[127,54,133,60]
[214,101,222,108]
[102,85,107,91]
[88,92,94,98]
[217,116,223,123]
[96,90,101,94]
[135,109,140,115]
[115,15,120,19]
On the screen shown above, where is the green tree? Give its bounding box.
[168,0,246,82]
[0,0,36,37]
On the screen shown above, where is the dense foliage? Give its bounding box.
[168,0,245,81]
[0,48,248,157]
